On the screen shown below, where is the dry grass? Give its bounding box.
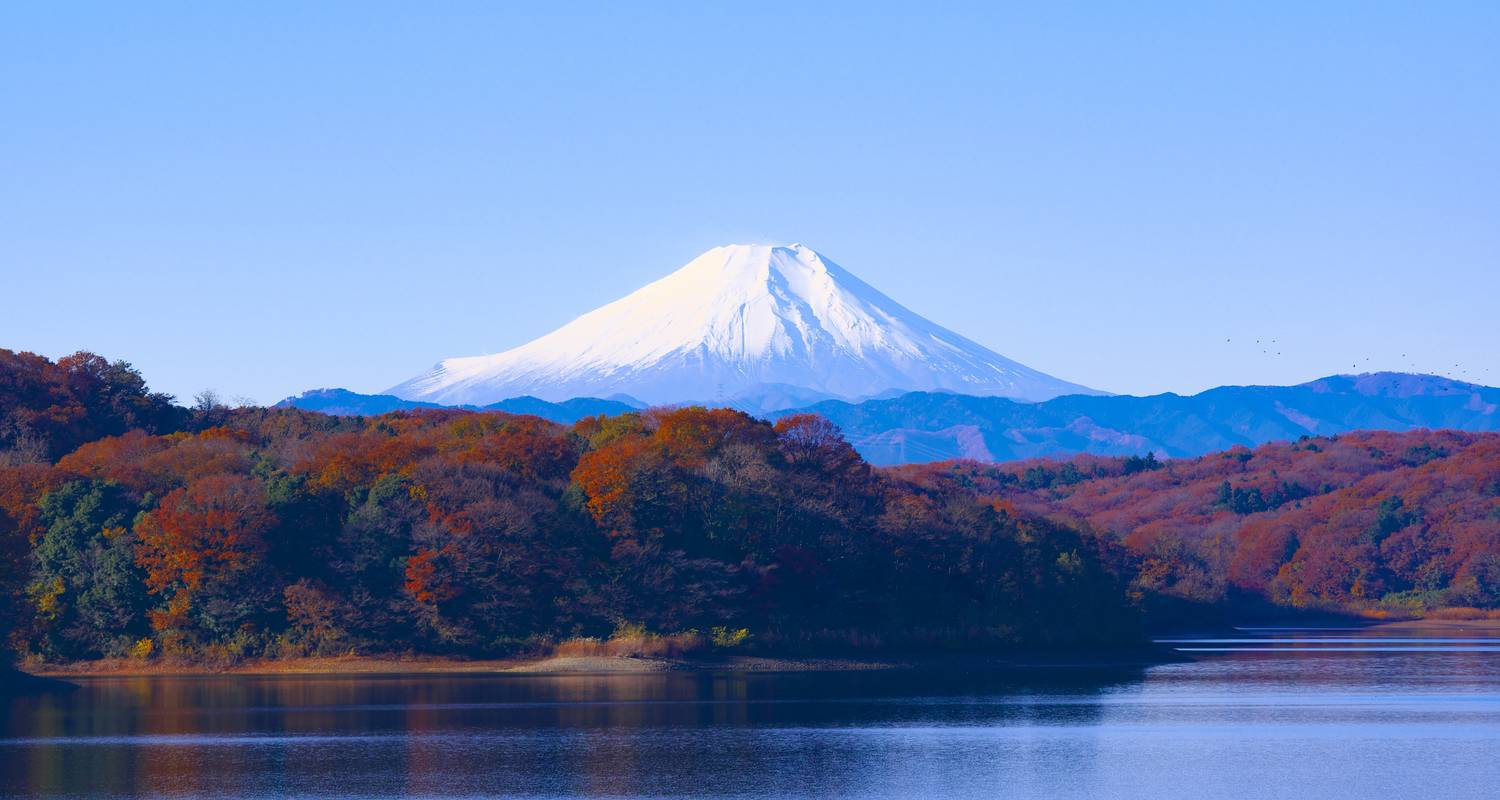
[1425,606,1500,621]
[1355,608,1411,620]
[552,630,708,659]
[1356,606,1500,622]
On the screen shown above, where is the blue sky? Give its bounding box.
[3,2,1496,404]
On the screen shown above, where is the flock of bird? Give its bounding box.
[1223,338,1492,385]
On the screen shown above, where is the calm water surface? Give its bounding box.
[4,628,1499,799]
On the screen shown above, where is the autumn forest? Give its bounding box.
[3,349,1498,667]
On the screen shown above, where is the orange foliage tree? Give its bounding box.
[134,474,276,647]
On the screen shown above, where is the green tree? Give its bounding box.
[29,480,150,658]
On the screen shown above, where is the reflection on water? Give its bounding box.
[4,630,1500,799]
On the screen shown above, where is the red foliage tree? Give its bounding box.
[134,474,276,640]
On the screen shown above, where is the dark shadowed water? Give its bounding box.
[4,629,1500,799]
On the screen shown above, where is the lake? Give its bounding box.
[5,628,1500,799]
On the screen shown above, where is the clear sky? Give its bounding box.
[3,2,1497,404]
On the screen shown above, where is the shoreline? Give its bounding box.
[22,619,1499,680]
[21,648,1178,679]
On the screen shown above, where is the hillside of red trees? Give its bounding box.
[2,349,1498,665]
[893,430,1500,617]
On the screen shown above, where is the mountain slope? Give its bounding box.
[275,388,638,424]
[389,244,1097,406]
[275,388,446,416]
[776,373,1500,465]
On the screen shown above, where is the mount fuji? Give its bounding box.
[387,244,1099,408]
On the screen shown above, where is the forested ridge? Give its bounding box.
[893,431,1500,616]
[2,349,1497,666]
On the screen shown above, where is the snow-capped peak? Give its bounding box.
[388,243,1099,407]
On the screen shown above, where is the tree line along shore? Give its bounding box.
[2,349,1498,673]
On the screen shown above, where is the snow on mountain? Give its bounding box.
[388,244,1099,407]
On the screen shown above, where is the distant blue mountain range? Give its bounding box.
[274,388,640,424]
[279,373,1500,466]
[767,373,1500,465]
